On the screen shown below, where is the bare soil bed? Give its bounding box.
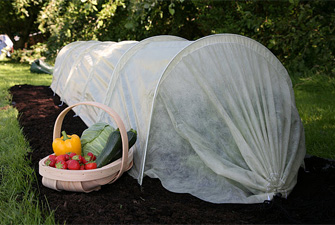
[10,84,335,224]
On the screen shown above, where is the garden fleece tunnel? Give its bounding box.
[51,34,306,204]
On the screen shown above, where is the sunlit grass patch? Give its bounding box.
[293,74,335,159]
[0,60,55,224]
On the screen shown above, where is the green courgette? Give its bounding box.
[96,128,137,168]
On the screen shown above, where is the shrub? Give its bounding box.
[31,0,334,77]
[11,43,50,64]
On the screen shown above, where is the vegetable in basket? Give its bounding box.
[81,122,115,157]
[96,128,137,168]
[52,131,82,156]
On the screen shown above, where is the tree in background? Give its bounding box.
[2,0,334,76]
[37,0,127,58]
[120,0,203,40]
[36,0,203,57]
[190,0,335,76]
[0,0,45,49]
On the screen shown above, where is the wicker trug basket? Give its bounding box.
[39,101,133,193]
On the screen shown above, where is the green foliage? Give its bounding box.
[11,42,50,64]
[2,0,334,77]
[37,0,126,58]
[193,0,335,77]
[0,0,45,48]
[123,0,202,40]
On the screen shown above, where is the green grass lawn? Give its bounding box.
[0,60,334,224]
[293,75,335,159]
[0,60,55,224]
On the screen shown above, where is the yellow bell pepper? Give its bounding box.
[52,131,82,156]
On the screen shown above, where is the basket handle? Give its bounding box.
[53,101,129,181]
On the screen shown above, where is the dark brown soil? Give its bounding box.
[9,84,335,224]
